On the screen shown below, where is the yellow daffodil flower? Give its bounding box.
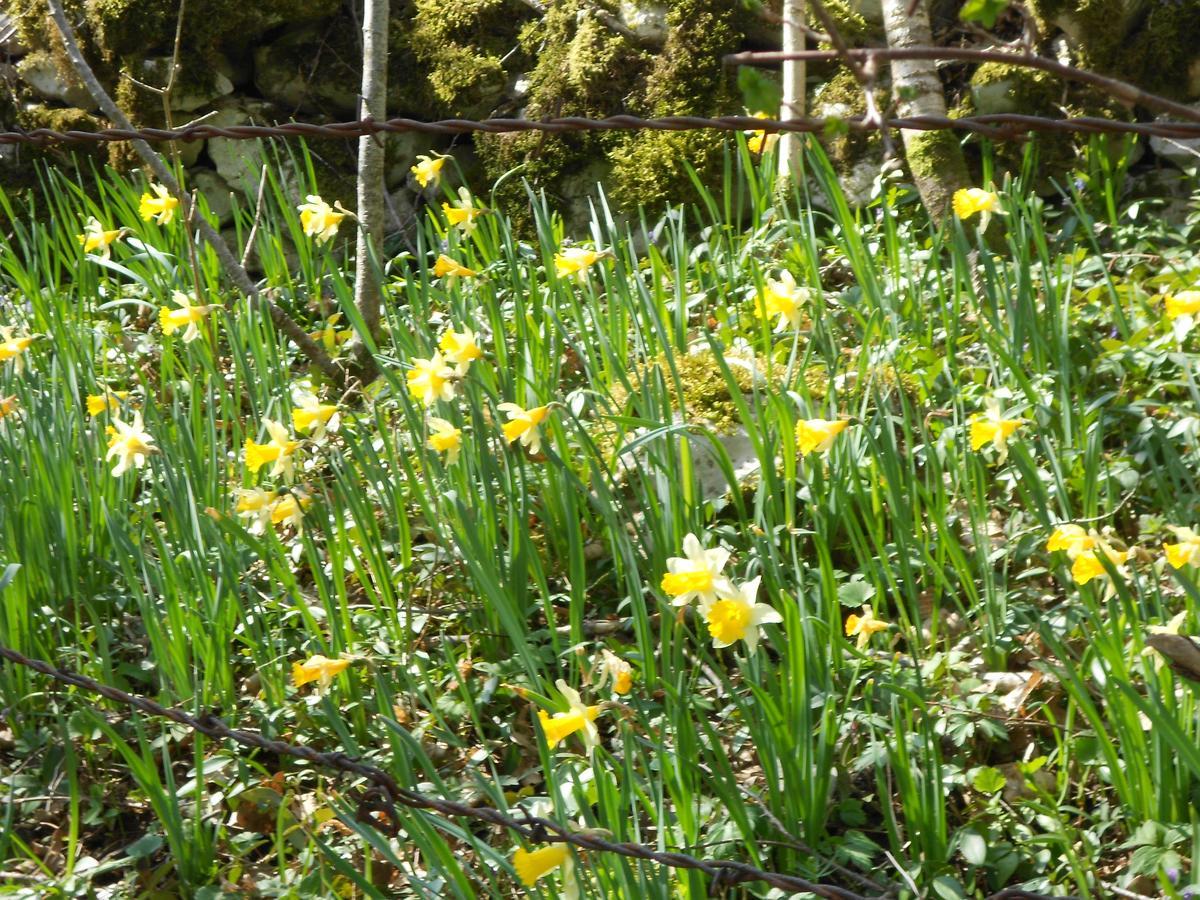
[433,254,477,278]
[297,194,348,244]
[245,418,300,482]
[0,326,35,373]
[952,187,1001,226]
[105,412,156,477]
[438,326,483,375]
[411,153,447,188]
[596,648,633,695]
[513,845,577,897]
[138,183,178,225]
[660,532,736,612]
[498,402,550,454]
[704,577,782,655]
[969,401,1025,463]
[745,111,777,156]
[759,269,809,331]
[554,246,604,279]
[1165,291,1200,320]
[309,313,354,354]
[427,417,462,464]
[77,216,122,258]
[0,395,18,420]
[270,490,312,533]
[291,388,339,440]
[795,417,848,456]
[1163,526,1200,568]
[442,187,483,234]
[292,654,350,690]
[407,352,457,405]
[845,605,890,649]
[86,390,129,418]
[159,291,217,343]
[1071,543,1131,586]
[1046,523,1097,559]
[234,486,279,535]
[537,679,601,750]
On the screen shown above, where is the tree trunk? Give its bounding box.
[351,0,389,381]
[880,0,970,222]
[778,0,806,180]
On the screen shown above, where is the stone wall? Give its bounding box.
[2,0,1199,233]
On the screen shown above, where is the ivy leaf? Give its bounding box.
[737,66,782,116]
[959,0,1008,27]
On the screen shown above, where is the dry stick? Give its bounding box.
[45,0,342,384]
[350,0,388,381]
[0,640,871,900]
[728,46,1200,126]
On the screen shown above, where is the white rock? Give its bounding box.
[191,168,235,226]
[1150,107,1200,171]
[253,28,359,117]
[618,0,668,43]
[16,52,96,111]
[0,13,27,57]
[206,98,285,197]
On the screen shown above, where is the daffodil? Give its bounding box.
[442,187,484,234]
[291,388,339,440]
[0,326,35,373]
[234,486,279,535]
[513,845,578,899]
[77,217,122,258]
[309,313,354,354]
[292,654,350,690]
[795,417,848,456]
[969,400,1025,463]
[745,111,777,155]
[105,412,156,477]
[498,402,551,454]
[1046,523,1097,559]
[138,183,178,224]
[407,352,457,405]
[758,270,809,331]
[596,648,633,695]
[270,490,312,533]
[0,395,18,421]
[433,254,477,278]
[537,679,601,750]
[297,194,348,244]
[427,417,462,464]
[845,605,890,649]
[952,187,1001,227]
[159,291,217,343]
[1164,526,1200,569]
[1071,543,1132,586]
[438,326,483,374]
[411,153,447,188]
[245,418,300,482]
[1165,291,1200,320]
[660,532,736,611]
[86,390,128,418]
[704,577,782,655]
[554,246,604,279]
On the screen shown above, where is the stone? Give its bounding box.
[252,27,360,118]
[136,58,234,113]
[1149,108,1200,171]
[191,168,236,226]
[0,13,27,57]
[206,98,288,198]
[16,51,97,111]
[617,0,669,44]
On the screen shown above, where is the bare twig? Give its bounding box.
[45,0,343,383]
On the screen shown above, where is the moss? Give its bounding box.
[905,130,966,192]
[612,349,764,435]
[811,68,885,171]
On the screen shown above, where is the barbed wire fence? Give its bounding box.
[0,0,1188,896]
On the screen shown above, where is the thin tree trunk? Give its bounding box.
[351,0,388,382]
[880,0,970,222]
[46,0,343,383]
[778,0,806,180]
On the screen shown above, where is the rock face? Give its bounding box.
[17,51,97,110]
[1150,107,1200,171]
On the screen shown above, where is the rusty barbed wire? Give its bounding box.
[0,639,1082,899]
[3,112,1200,149]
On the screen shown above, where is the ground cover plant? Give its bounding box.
[2,136,1200,898]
